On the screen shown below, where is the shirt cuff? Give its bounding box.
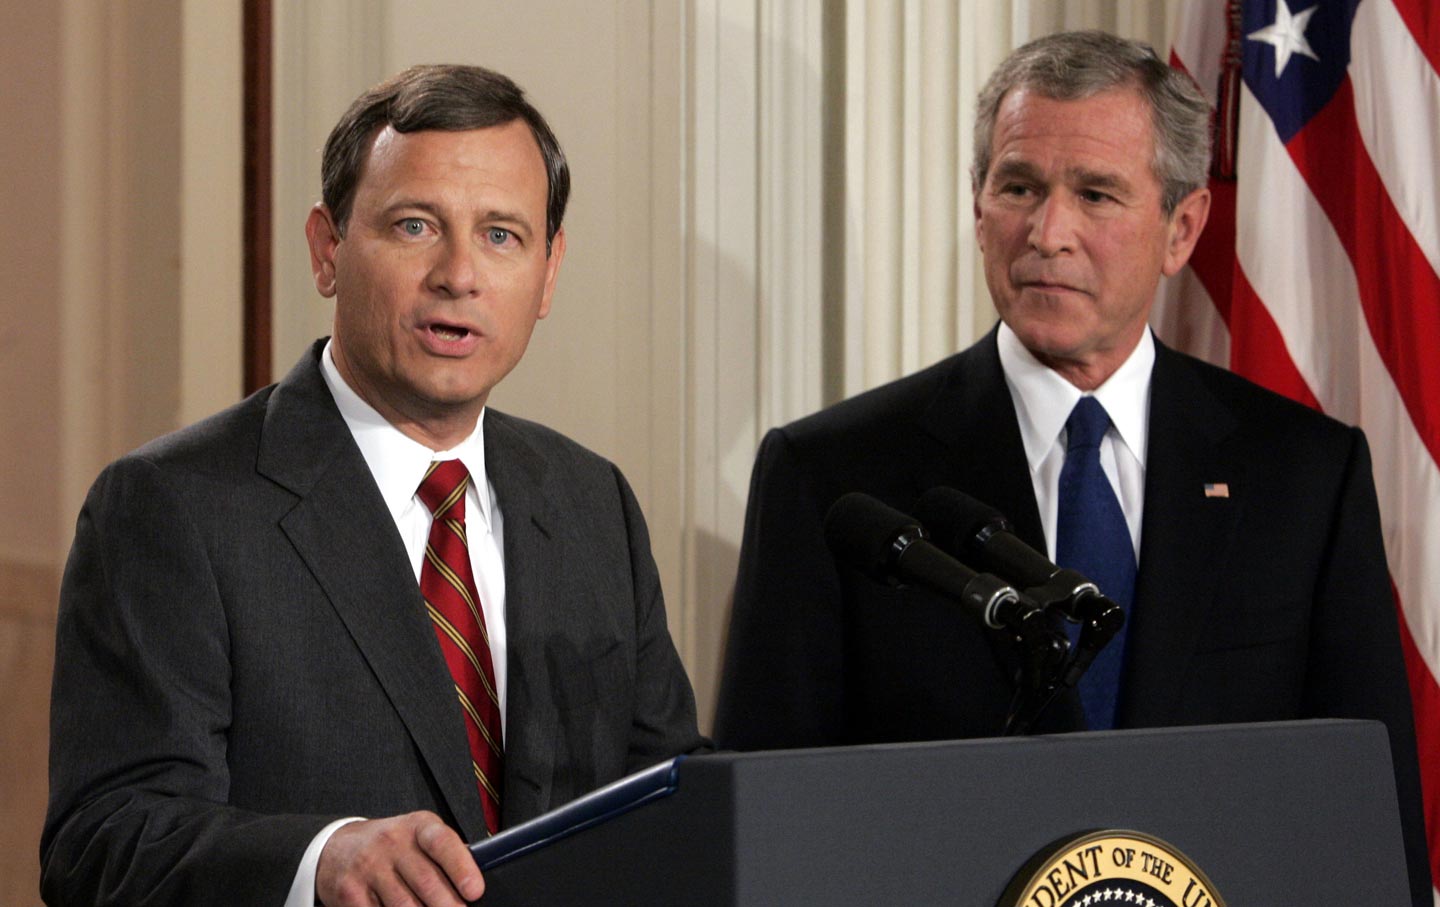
[283,817,365,907]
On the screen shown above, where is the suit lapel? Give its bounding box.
[256,344,488,840]
[482,412,561,825]
[1121,341,1243,726]
[917,329,1047,548]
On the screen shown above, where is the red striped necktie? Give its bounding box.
[417,459,503,834]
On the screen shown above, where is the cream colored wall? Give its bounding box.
[0,1,240,903]
[0,2,63,573]
[180,2,245,426]
[0,7,65,905]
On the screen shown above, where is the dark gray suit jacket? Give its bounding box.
[715,327,1430,904]
[41,341,708,907]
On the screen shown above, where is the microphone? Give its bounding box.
[913,486,1101,609]
[912,487,1124,689]
[822,491,1041,633]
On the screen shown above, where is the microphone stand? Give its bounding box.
[1000,574,1125,736]
[1000,606,1071,736]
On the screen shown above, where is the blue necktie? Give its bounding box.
[1055,396,1136,730]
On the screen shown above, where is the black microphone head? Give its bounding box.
[823,492,922,583]
[913,487,1010,556]
[916,485,1068,592]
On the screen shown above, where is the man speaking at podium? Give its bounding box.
[42,65,707,907]
[715,30,1429,904]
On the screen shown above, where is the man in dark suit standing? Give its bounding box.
[715,30,1430,905]
[42,65,707,907]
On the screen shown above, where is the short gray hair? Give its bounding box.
[972,30,1211,214]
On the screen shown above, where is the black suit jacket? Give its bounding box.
[715,328,1430,903]
[42,341,708,907]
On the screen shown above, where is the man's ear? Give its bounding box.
[537,226,567,320]
[1161,186,1212,277]
[972,177,988,255]
[305,204,342,298]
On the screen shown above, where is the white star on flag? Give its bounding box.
[1247,1,1320,77]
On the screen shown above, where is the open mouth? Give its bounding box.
[428,323,473,341]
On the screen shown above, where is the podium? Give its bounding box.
[471,719,1409,905]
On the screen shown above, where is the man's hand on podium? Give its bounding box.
[317,810,486,906]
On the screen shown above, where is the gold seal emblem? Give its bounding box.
[999,830,1225,907]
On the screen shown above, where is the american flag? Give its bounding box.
[1158,0,1440,893]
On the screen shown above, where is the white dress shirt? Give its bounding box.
[284,340,510,907]
[996,322,1154,561]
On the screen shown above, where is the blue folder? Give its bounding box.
[468,756,686,870]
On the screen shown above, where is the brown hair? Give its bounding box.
[322,64,569,252]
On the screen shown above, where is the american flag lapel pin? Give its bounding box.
[1204,482,1230,499]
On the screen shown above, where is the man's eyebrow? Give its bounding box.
[1066,167,1131,193]
[989,159,1042,183]
[382,199,441,217]
[478,209,536,234]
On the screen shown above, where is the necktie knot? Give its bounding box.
[1066,396,1112,452]
[419,460,469,520]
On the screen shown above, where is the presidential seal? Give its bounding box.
[998,830,1224,907]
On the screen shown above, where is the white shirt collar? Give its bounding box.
[319,339,492,530]
[996,322,1154,468]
